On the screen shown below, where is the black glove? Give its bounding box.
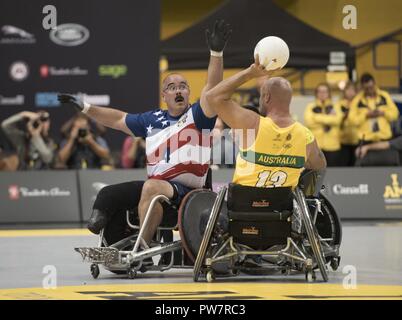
[58,93,85,112]
[205,19,232,52]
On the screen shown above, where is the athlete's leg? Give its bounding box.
[88,181,144,236]
[137,179,175,244]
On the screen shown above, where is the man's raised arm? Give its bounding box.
[57,94,132,136]
[205,56,271,130]
[200,20,231,118]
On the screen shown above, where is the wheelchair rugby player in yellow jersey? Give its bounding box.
[189,55,342,282]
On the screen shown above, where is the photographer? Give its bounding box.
[57,113,110,169]
[0,127,18,171]
[1,111,56,170]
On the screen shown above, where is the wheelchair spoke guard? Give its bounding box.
[294,187,328,282]
[193,186,227,282]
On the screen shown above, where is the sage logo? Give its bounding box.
[50,23,89,47]
[98,65,127,79]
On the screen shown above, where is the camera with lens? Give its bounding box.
[78,128,88,138]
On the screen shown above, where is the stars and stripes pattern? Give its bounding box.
[144,108,212,189]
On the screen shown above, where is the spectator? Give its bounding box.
[355,135,402,166]
[0,127,18,171]
[1,111,56,170]
[304,83,342,166]
[121,136,146,168]
[57,113,110,169]
[336,81,359,166]
[60,115,107,139]
[349,73,399,143]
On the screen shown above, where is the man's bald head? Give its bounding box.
[259,77,292,116]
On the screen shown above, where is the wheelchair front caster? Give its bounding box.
[90,264,100,279]
[206,270,215,283]
[330,257,340,271]
[127,268,137,279]
[305,269,316,283]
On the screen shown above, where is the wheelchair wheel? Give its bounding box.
[294,187,328,282]
[193,186,227,282]
[318,193,342,247]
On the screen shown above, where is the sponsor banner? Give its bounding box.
[77,169,147,221]
[0,0,160,150]
[0,171,80,223]
[1,168,402,224]
[214,168,402,219]
[0,94,24,106]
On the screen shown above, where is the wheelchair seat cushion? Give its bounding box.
[178,189,228,263]
[227,183,293,212]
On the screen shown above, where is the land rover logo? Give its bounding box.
[50,23,89,46]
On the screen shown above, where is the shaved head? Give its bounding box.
[259,77,292,116]
[162,73,188,90]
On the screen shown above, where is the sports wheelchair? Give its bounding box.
[75,170,341,282]
[74,173,215,279]
[192,171,342,283]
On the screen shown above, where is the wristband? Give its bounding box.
[82,101,91,114]
[210,50,223,57]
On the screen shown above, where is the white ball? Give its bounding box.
[254,36,290,71]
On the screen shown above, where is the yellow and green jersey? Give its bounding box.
[233,116,314,189]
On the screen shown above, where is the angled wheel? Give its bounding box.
[294,187,328,282]
[127,268,137,279]
[193,186,227,282]
[90,264,100,279]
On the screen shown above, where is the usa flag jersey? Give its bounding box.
[125,102,216,189]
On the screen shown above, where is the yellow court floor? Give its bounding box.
[0,283,402,300]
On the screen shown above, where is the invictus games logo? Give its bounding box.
[383,174,402,210]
